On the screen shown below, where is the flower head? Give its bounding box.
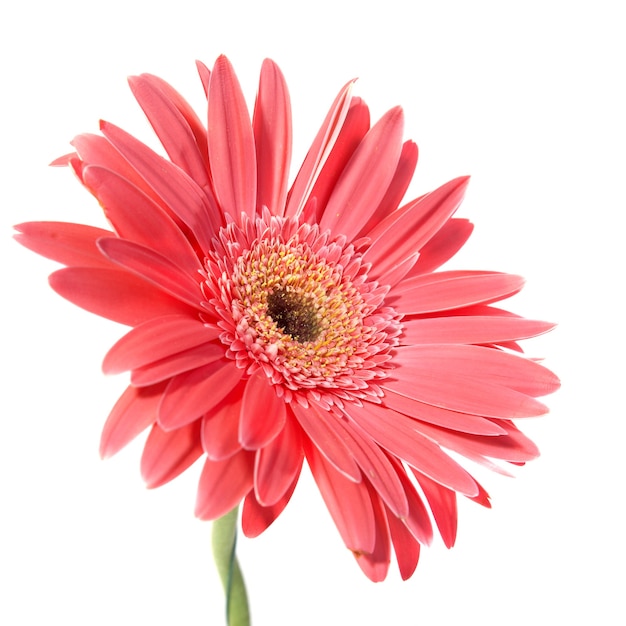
[15,56,559,581]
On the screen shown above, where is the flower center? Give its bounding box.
[266,288,321,342]
[206,215,402,405]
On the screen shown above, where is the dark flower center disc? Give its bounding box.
[266,288,321,343]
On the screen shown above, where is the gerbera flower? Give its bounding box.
[15,55,559,582]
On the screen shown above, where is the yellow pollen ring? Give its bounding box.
[231,239,371,378]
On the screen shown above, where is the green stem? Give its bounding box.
[211,506,250,626]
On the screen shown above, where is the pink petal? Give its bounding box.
[389,271,526,315]
[414,419,540,464]
[305,440,376,555]
[82,166,202,277]
[412,471,458,548]
[306,98,370,222]
[14,221,114,269]
[158,359,243,431]
[358,140,418,236]
[353,488,391,582]
[49,152,75,167]
[254,415,303,506]
[97,237,203,310]
[49,266,195,326]
[201,383,246,461]
[147,73,209,160]
[70,133,159,199]
[332,417,409,518]
[375,251,419,288]
[253,59,292,216]
[363,176,469,281]
[242,467,300,538]
[195,60,211,96]
[99,382,166,458]
[131,342,225,387]
[388,365,548,419]
[128,73,210,190]
[381,385,507,435]
[239,370,286,449]
[401,316,556,346]
[319,107,404,241]
[285,80,355,218]
[103,315,220,375]
[466,477,492,508]
[408,218,474,276]
[100,121,221,251]
[195,450,255,520]
[387,510,421,580]
[207,55,257,220]
[386,456,433,545]
[393,344,561,398]
[345,402,479,496]
[141,421,203,488]
[290,403,361,481]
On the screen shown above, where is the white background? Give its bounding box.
[2,1,623,624]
